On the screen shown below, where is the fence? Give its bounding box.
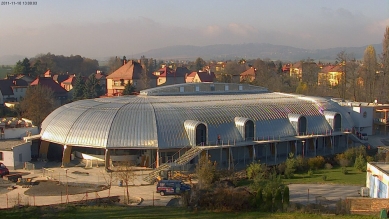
[0,191,120,209]
[24,162,35,173]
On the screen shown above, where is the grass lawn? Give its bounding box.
[237,166,366,187]
[2,206,378,219]
[282,167,366,186]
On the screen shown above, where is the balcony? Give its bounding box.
[374,118,389,125]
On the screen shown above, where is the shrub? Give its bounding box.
[339,159,350,167]
[296,155,308,172]
[324,163,333,169]
[366,156,375,163]
[354,154,366,172]
[282,186,290,207]
[247,161,265,180]
[284,153,297,179]
[308,156,325,170]
[196,155,219,189]
[274,188,283,211]
[277,163,286,175]
[307,170,314,177]
[341,167,348,175]
[322,175,327,181]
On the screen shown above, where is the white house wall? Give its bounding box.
[366,162,389,198]
[0,150,14,169]
[11,142,31,169]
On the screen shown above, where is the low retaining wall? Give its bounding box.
[347,197,389,215]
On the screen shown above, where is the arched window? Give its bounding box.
[298,116,307,135]
[334,114,342,132]
[245,120,254,140]
[196,124,207,146]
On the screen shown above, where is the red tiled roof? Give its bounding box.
[240,67,256,76]
[30,77,68,96]
[106,60,143,80]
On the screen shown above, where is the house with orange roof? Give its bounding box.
[106,60,157,96]
[185,71,216,83]
[318,65,343,87]
[155,66,189,86]
[240,67,257,82]
[60,75,76,91]
[30,77,68,105]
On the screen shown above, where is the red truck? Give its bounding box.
[0,162,9,178]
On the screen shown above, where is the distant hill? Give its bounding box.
[133,43,383,62]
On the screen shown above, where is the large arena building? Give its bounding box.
[39,83,356,182]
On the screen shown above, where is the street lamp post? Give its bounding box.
[302,140,305,158]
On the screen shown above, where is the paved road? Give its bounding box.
[289,184,361,205]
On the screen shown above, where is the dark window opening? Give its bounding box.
[196,124,207,146]
[298,116,307,135]
[245,120,254,140]
[334,114,342,132]
[0,152,3,160]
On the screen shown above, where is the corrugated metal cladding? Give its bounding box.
[40,83,355,149]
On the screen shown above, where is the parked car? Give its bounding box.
[0,162,9,178]
[156,180,191,196]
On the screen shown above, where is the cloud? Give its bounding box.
[203,25,222,36]
[227,23,257,36]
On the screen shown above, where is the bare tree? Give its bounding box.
[114,162,136,204]
[100,169,114,197]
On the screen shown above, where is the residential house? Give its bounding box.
[185,71,216,83]
[290,61,319,85]
[6,75,34,85]
[30,77,68,105]
[155,66,189,86]
[60,75,76,91]
[106,60,157,96]
[318,65,344,87]
[0,117,39,169]
[95,71,107,95]
[0,79,29,104]
[282,64,291,73]
[240,67,257,82]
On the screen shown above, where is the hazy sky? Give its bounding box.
[0,0,388,59]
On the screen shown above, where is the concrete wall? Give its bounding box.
[348,197,389,215]
[345,106,374,135]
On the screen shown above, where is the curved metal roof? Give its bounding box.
[40,83,354,149]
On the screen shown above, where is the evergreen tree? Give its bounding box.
[72,75,86,101]
[122,81,136,95]
[84,74,102,99]
[13,58,32,75]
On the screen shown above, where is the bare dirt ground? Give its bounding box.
[0,179,14,195]
[24,180,107,196]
